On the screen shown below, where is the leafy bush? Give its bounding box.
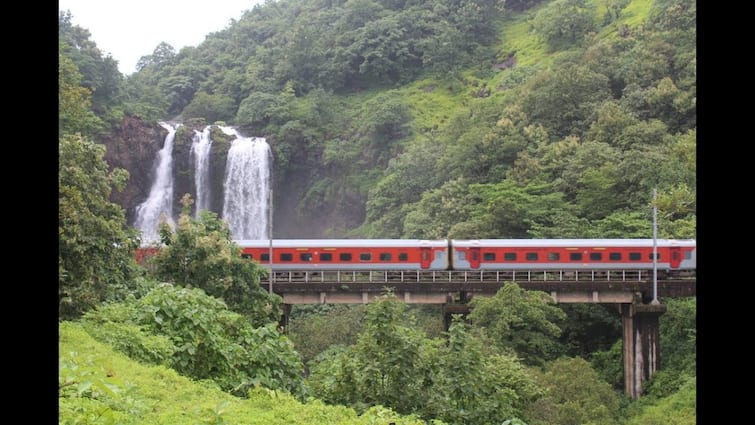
[60,321,437,424]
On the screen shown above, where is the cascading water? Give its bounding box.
[134,122,179,244]
[190,126,213,215]
[222,131,271,240]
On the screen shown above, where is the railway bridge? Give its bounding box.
[260,269,696,400]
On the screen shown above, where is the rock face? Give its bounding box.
[102,116,167,225]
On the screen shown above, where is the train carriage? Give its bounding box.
[235,239,450,271]
[450,239,696,277]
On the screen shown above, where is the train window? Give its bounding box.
[320,253,333,261]
[360,253,372,261]
[548,252,560,261]
[483,252,496,261]
[684,251,692,259]
[300,253,312,261]
[590,253,602,261]
[399,253,408,261]
[526,252,538,261]
[260,253,270,261]
[629,252,641,261]
[648,253,660,260]
[609,253,622,261]
[340,253,352,261]
[504,253,517,261]
[241,253,252,260]
[570,253,583,261]
[280,253,293,261]
[379,253,392,261]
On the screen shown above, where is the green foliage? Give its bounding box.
[532,0,597,51]
[402,177,478,239]
[60,321,434,424]
[590,339,624,390]
[148,201,280,326]
[82,302,175,366]
[623,375,696,425]
[288,304,368,366]
[87,284,305,397]
[59,10,125,127]
[460,181,584,238]
[469,282,567,366]
[365,138,446,237]
[59,134,139,319]
[525,356,621,425]
[60,0,697,421]
[181,91,237,123]
[307,293,548,425]
[522,65,612,139]
[60,349,148,424]
[424,317,543,425]
[59,46,105,137]
[350,292,438,414]
[557,304,622,358]
[307,292,438,414]
[657,298,696,377]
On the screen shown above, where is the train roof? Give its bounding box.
[451,239,696,248]
[234,239,449,248]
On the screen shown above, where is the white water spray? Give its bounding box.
[222,131,271,240]
[134,122,179,244]
[190,126,213,215]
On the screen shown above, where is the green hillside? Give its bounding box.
[59,321,433,424]
[59,0,696,423]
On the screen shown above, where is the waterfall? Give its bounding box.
[134,122,179,244]
[190,126,213,216]
[222,131,271,240]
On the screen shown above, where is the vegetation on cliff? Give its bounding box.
[58,0,696,423]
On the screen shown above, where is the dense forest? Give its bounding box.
[59,0,696,423]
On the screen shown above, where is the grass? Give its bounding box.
[59,321,432,424]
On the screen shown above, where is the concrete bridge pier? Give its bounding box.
[279,303,292,333]
[621,300,667,399]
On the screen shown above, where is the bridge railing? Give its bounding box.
[266,269,693,284]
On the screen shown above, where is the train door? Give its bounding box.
[420,247,432,269]
[669,246,681,269]
[468,246,481,269]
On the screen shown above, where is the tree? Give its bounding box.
[402,177,478,239]
[287,304,368,366]
[59,45,104,137]
[181,91,237,123]
[424,317,542,425]
[306,292,440,415]
[350,292,437,414]
[59,134,139,319]
[59,11,124,125]
[525,356,621,425]
[148,195,281,327]
[135,41,177,72]
[468,282,567,366]
[532,0,597,51]
[522,65,611,139]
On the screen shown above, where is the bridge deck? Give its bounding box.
[260,270,695,304]
[265,269,694,284]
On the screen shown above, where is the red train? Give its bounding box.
[137,238,696,276]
